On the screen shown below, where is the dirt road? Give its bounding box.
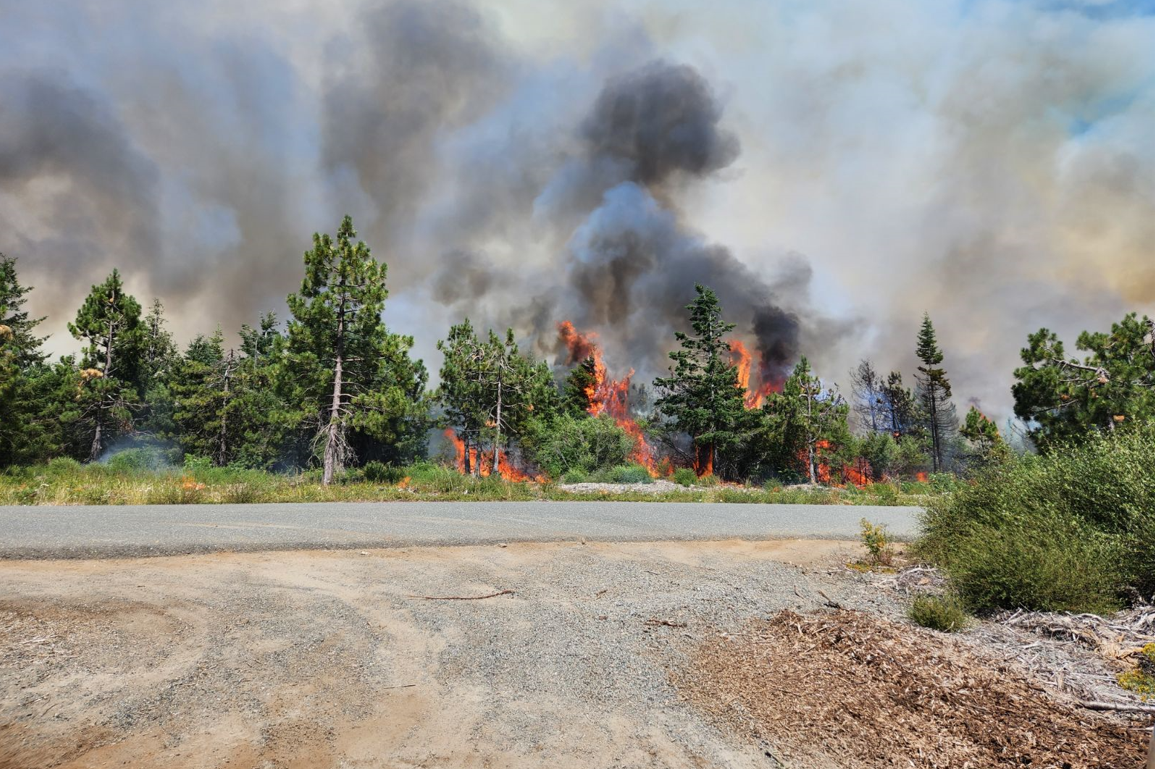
[2,539,875,768]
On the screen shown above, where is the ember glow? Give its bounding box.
[557,322,659,476]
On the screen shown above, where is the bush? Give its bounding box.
[909,594,968,632]
[673,468,697,487]
[362,461,406,484]
[44,457,82,476]
[560,468,588,484]
[183,455,213,473]
[107,447,171,473]
[519,415,635,479]
[595,464,654,484]
[860,518,895,567]
[917,424,1155,613]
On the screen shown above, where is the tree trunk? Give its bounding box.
[89,421,103,463]
[90,316,116,463]
[808,441,816,485]
[492,378,502,475]
[928,384,940,473]
[323,352,343,485]
[322,298,347,486]
[218,350,233,467]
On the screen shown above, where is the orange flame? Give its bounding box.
[557,322,658,476]
[727,338,781,409]
[444,429,541,482]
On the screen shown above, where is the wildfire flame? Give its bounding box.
[444,429,541,482]
[557,321,659,476]
[727,339,780,409]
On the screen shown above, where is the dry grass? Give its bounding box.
[673,609,1148,768]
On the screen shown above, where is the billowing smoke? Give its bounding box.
[2,0,1153,420]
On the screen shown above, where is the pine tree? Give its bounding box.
[0,253,56,466]
[765,356,849,484]
[0,253,48,368]
[915,313,954,472]
[285,216,421,483]
[848,359,885,433]
[436,319,489,475]
[1013,313,1155,451]
[562,356,599,417]
[67,270,144,460]
[654,285,746,477]
[880,371,918,438]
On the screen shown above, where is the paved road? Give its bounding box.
[0,501,921,559]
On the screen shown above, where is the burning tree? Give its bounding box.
[285,216,425,485]
[654,285,747,477]
[437,320,555,479]
[764,356,850,485]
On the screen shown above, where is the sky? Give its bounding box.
[1,0,1153,421]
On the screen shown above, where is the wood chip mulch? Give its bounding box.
[673,610,1149,768]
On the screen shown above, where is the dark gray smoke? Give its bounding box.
[581,62,740,188]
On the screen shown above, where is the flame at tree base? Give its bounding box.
[444,429,541,482]
[558,321,659,477]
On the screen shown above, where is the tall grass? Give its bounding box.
[917,424,1155,614]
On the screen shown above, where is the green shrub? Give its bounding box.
[560,468,588,484]
[183,455,213,474]
[519,415,635,478]
[673,468,697,487]
[600,465,654,484]
[107,447,171,473]
[362,461,406,484]
[696,473,719,487]
[860,518,895,567]
[918,424,1155,613]
[909,594,968,632]
[44,457,82,476]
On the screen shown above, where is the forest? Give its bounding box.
[1,215,1153,493]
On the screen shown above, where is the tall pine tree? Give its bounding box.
[654,285,746,477]
[285,216,424,483]
[67,270,144,460]
[915,313,954,472]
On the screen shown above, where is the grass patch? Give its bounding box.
[909,594,969,633]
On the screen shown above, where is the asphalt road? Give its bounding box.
[0,501,922,559]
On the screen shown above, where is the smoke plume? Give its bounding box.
[2,0,1152,421]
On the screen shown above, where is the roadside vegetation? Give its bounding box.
[0,450,941,506]
[917,424,1155,615]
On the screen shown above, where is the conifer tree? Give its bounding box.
[285,216,422,484]
[654,285,746,477]
[1013,313,1155,451]
[67,270,144,460]
[562,356,599,417]
[915,313,954,472]
[765,356,849,484]
[0,253,47,368]
[0,254,56,466]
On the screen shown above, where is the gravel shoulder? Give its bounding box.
[1,539,876,768]
[1,539,1145,768]
[0,501,921,559]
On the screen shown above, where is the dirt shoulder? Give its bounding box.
[1,540,1146,768]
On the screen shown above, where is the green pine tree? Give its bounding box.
[1013,313,1155,451]
[915,313,954,472]
[285,216,425,483]
[67,270,145,460]
[654,285,746,477]
[764,356,850,484]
